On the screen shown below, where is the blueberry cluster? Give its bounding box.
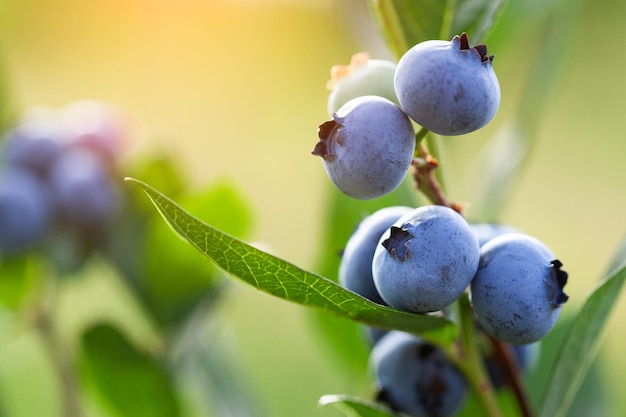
[313,33,501,200]
[0,100,123,256]
[338,206,568,416]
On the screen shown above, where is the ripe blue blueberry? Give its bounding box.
[312,96,416,200]
[372,331,467,417]
[339,206,413,305]
[470,233,569,345]
[1,108,66,175]
[0,168,52,253]
[327,53,399,115]
[48,148,120,228]
[470,223,519,247]
[394,33,500,135]
[372,205,480,313]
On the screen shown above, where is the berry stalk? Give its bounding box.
[446,294,502,417]
[411,142,462,214]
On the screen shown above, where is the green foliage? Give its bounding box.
[366,0,507,59]
[538,245,626,417]
[79,323,182,417]
[319,395,395,417]
[127,177,457,347]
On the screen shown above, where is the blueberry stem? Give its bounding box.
[34,279,84,417]
[411,143,462,214]
[489,336,534,417]
[448,294,503,417]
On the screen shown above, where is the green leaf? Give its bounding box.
[126,178,457,346]
[366,0,508,60]
[537,240,626,417]
[79,322,182,417]
[319,395,396,417]
[141,178,253,326]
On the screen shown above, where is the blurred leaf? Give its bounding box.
[106,155,252,327]
[0,254,46,310]
[537,241,626,417]
[366,0,507,59]
[310,181,418,376]
[468,121,529,222]
[471,5,582,222]
[127,178,457,346]
[319,395,395,417]
[172,308,267,417]
[80,323,182,417]
[525,313,608,417]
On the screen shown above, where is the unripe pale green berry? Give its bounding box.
[327,52,398,116]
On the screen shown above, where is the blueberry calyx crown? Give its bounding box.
[312,118,343,161]
[455,32,494,63]
[548,259,569,307]
[382,226,413,261]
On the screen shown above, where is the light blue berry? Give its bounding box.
[470,233,569,344]
[0,168,52,253]
[372,205,480,313]
[394,33,500,136]
[371,331,467,417]
[48,148,120,228]
[312,96,415,200]
[339,206,413,305]
[470,223,519,247]
[2,109,66,175]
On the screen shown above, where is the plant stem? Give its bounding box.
[489,337,534,417]
[411,143,462,214]
[447,294,502,417]
[35,281,83,417]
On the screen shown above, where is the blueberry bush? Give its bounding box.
[0,1,625,417]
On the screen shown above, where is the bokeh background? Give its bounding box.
[0,0,624,416]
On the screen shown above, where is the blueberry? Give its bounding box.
[312,96,415,200]
[1,107,67,175]
[372,205,480,313]
[470,233,569,345]
[0,168,52,253]
[327,53,399,115]
[470,223,519,247]
[339,206,413,305]
[394,33,500,136]
[48,148,120,228]
[372,331,467,417]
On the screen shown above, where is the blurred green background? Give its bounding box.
[0,0,624,416]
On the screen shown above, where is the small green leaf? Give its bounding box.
[126,178,457,346]
[537,241,626,417]
[319,395,396,417]
[79,323,182,417]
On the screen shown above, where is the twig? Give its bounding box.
[411,143,463,214]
